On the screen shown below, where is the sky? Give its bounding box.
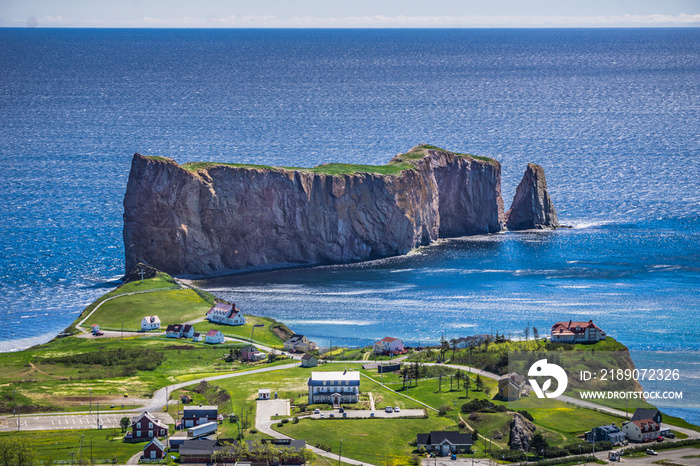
[0,0,699,28]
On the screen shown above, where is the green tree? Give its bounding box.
[0,437,36,466]
[301,448,316,465]
[120,416,131,433]
[450,338,458,358]
[475,374,484,391]
[531,432,549,458]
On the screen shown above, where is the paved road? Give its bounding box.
[607,447,700,465]
[307,408,426,419]
[256,400,378,466]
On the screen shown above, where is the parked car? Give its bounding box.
[320,413,325,418]
[370,412,375,418]
[329,413,334,418]
[385,406,393,413]
[342,412,347,418]
[646,449,658,456]
[394,406,400,413]
[451,455,457,460]
[666,432,676,438]
[314,409,320,414]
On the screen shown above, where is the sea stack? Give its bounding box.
[506,163,559,230]
[123,145,505,276]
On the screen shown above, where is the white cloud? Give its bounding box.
[9,13,700,28]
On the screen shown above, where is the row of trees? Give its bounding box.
[212,440,315,465]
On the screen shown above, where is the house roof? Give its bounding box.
[418,431,473,446]
[631,408,661,422]
[286,334,306,343]
[206,329,221,337]
[551,320,603,333]
[193,332,201,337]
[240,345,258,352]
[301,353,317,361]
[166,324,182,332]
[310,371,360,381]
[145,437,166,451]
[207,302,240,318]
[183,405,218,413]
[131,411,167,429]
[630,418,659,431]
[183,324,193,333]
[180,438,217,454]
[377,336,401,343]
[143,316,160,323]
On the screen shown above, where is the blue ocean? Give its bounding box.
[1,28,698,421]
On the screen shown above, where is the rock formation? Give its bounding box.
[505,163,559,230]
[509,412,536,451]
[123,145,556,276]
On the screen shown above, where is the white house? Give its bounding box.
[621,419,660,442]
[141,316,161,331]
[373,337,404,354]
[307,371,360,406]
[165,324,183,338]
[182,324,195,338]
[192,332,202,342]
[206,303,246,326]
[205,329,224,344]
[551,320,606,343]
[258,389,271,400]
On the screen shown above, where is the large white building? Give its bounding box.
[206,303,246,326]
[551,320,606,343]
[307,371,360,406]
[621,419,660,442]
[373,337,404,354]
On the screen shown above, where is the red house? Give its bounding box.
[143,437,166,459]
[131,411,168,440]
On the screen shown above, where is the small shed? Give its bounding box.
[192,332,202,342]
[91,324,100,333]
[258,389,271,400]
[143,437,166,459]
[301,353,318,368]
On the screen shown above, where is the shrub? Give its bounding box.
[517,410,534,422]
[292,417,299,424]
[468,412,482,422]
[418,446,426,454]
[281,418,289,424]
[458,420,467,429]
[438,405,451,416]
[277,422,284,427]
[249,428,258,434]
[409,454,420,466]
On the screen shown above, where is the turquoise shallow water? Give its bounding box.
[0,28,698,420]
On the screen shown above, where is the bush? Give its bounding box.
[418,446,426,454]
[281,418,289,424]
[468,412,482,422]
[292,417,299,424]
[472,429,479,442]
[438,405,451,416]
[458,420,467,429]
[277,422,284,427]
[409,454,420,466]
[249,429,258,434]
[517,410,534,422]
[314,443,332,452]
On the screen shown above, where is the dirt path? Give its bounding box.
[27,362,69,380]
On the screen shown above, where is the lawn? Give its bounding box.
[0,429,144,464]
[0,335,291,413]
[276,416,456,465]
[84,288,213,331]
[205,315,293,348]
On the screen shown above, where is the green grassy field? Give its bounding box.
[0,335,292,413]
[0,429,143,464]
[180,144,494,177]
[277,416,456,465]
[84,288,213,330]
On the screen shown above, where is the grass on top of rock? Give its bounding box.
[392,143,497,164]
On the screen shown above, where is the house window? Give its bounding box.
[137,422,141,428]
[137,430,141,437]
[149,422,153,429]
[149,431,153,437]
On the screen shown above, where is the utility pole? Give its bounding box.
[338,438,342,466]
[17,404,20,432]
[90,435,93,464]
[89,388,92,414]
[96,402,100,429]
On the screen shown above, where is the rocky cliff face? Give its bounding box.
[505,163,559,230]
[123,146,553,276]
[509,412,536,451]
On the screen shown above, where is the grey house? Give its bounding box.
[417,431,473,456]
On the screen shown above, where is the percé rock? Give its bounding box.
[506,163,559,230]
[509,413,536,451]
[123,145,551,277]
